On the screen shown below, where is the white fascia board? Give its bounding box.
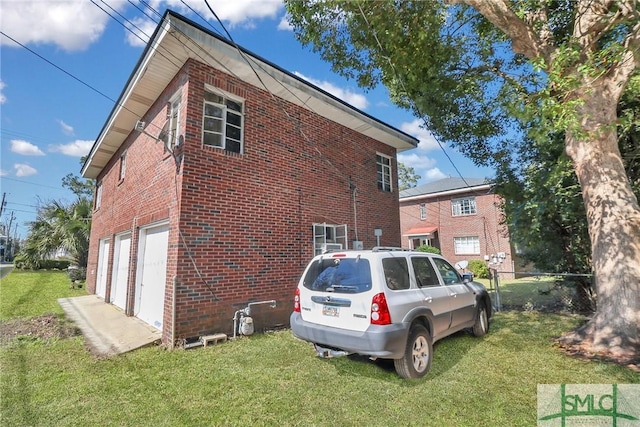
[400,184,492,202]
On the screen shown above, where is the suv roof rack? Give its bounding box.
[371,246,414,252]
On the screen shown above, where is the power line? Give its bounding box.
[1,176,63,190]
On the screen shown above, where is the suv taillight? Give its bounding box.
[370,292,391,325]
[293,288,301,312]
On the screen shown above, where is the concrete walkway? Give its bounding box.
[58,295,162,357]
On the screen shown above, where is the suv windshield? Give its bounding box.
[303,257,372,293]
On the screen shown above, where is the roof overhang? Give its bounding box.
[82,11,418,179]
[400,184,492,202]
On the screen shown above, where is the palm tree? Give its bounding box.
[20,197,92,268]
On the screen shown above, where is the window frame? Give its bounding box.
[419,203,427,220]
[202,85,244,154]
[451,196,477,216]
[119,151,127,181]
[313,223,348,255]
[453,236,480,255]
[95,182,102,210]
[168,94,181,149]
[376,153,392,192]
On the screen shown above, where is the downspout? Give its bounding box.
[171,275,177,348]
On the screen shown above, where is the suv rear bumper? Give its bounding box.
[290,312,408,359]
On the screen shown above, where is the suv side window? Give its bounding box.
[432,258,462,285]
[411,257,440,288]
[382,258,410,290]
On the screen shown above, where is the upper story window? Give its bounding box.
[451,196,477,216]
[376,154,392,192]
[95,182,102,210]
[168,96,181,149]
[419,203,427,220]
[119,151,127,181]
[202,88,244,154]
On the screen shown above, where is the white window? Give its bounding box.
[313,223,347,255]
[419,203,427,220]
[377,154,392,192]
[95,182,102,210]
[452,197,477,216]
[454,236,480,254]
[119,151,126,180]
[168,96,181,148]
[202,88,244,154]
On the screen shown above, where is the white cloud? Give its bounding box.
[0,80,6,104]
[278,15,292,31]
[0,169,8,177]
[400,119,439,151]
[423,168,447,182]
[14,163,38,177]
[0,0,125,51]
[11,140,45,156]
[57,120,75,136]
[49,140,94,157]
[149,0,283,28]
[294,72,368,110]
[125,16,158,48]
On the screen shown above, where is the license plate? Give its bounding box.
[322,305,339,317]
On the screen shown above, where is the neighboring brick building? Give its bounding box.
[399,178,514,277]
[81,11,417,346]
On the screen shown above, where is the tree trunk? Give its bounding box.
[565,85,640,359]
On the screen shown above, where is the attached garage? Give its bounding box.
[110,233,131,310]
[134,223,169,330]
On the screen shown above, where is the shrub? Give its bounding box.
[68,266,87,283]
[416,245,441,254]
[468,259,490,279]
[12,256,71,271]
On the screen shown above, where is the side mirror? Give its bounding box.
[462,273,473,283]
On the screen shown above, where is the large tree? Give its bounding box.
[285,0,640,359]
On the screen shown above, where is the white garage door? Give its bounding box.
[110,233,131,310]
[134,223,169,330]
[96,238,110,299]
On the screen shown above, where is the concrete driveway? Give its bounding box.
[58,295,162,357]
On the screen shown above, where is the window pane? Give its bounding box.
[227,111,242,126]
[205,92,223,104]
[204,117,223,132]
[226,124,241,141]
[204,103,223,118]
[411,257,440,287]
[383,258,410,290]
[226,99,242,112]
[432,258,462,285]
[203,132,222,147]
[303,258,372,293]
[226,139,241,153]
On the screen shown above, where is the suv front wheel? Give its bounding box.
[394,325,433,379]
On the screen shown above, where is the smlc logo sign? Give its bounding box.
[538,384,640,426]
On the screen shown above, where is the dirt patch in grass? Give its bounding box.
[0,314,80,345]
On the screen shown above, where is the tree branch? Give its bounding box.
[449,0,554,61]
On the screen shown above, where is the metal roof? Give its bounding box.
[399,177,490,199]
[81,10,418,179]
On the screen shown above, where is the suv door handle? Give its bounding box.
[450,293,457,298]
[424,296,432,303]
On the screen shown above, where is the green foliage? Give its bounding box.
[415,245,440,254]
[398,162,420,191]
[13,256,71,271]
[468,259,490,279]
[19,197,92,268]
[67,266,87,283]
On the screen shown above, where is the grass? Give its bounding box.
[1,271,638,426]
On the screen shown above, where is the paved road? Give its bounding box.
[0,264,14,279]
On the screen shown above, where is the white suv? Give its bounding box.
[290,247,492,379]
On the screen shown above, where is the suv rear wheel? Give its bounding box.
[394,325,432,379]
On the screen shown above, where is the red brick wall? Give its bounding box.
[88,59,402,344]
[400,191,513,276]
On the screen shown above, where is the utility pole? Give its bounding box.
[5,211,15,263]
[0,192,6,217]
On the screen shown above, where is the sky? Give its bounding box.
[0,0,492,239]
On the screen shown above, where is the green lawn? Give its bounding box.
[1,270,637,426]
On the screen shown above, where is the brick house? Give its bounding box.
[81,10,417,346]
[399,177,514,277]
